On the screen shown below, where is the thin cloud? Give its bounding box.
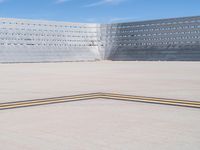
[84,0,126,7]
[109,17,137,23]
[55,0,71,4]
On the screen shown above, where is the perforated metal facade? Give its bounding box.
[103,16,200,61]
[0,18,101,62]
[0,16,200,62]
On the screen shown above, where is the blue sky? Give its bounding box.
[0,0,200,23]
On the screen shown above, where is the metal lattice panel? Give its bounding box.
[0,16,200,62]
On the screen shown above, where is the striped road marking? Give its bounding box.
[0,92,200,110]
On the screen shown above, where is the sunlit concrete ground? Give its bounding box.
[0,99,200,150]
[1,62,200,150]
[0,61,200,103]
[0,61,200,102]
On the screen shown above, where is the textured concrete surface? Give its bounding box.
[0,61,200,103]
[0,99,200,150]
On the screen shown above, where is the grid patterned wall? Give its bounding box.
[0,18,101,62]
[0,16,200,62]
[104,16,200,61]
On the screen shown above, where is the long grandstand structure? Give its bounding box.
[0,16,200,62]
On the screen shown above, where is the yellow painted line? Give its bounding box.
[100,95,200,108]
[0,97,98,109]
[101,93,200,105]
[0,92,199,110]
[0,93,101,109]
[0,93,101,107]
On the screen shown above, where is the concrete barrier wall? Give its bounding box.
[0,47,99,63]
[108,48,200,61]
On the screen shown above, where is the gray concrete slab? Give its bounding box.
[0,61,200,102]
[0,99,200,150]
